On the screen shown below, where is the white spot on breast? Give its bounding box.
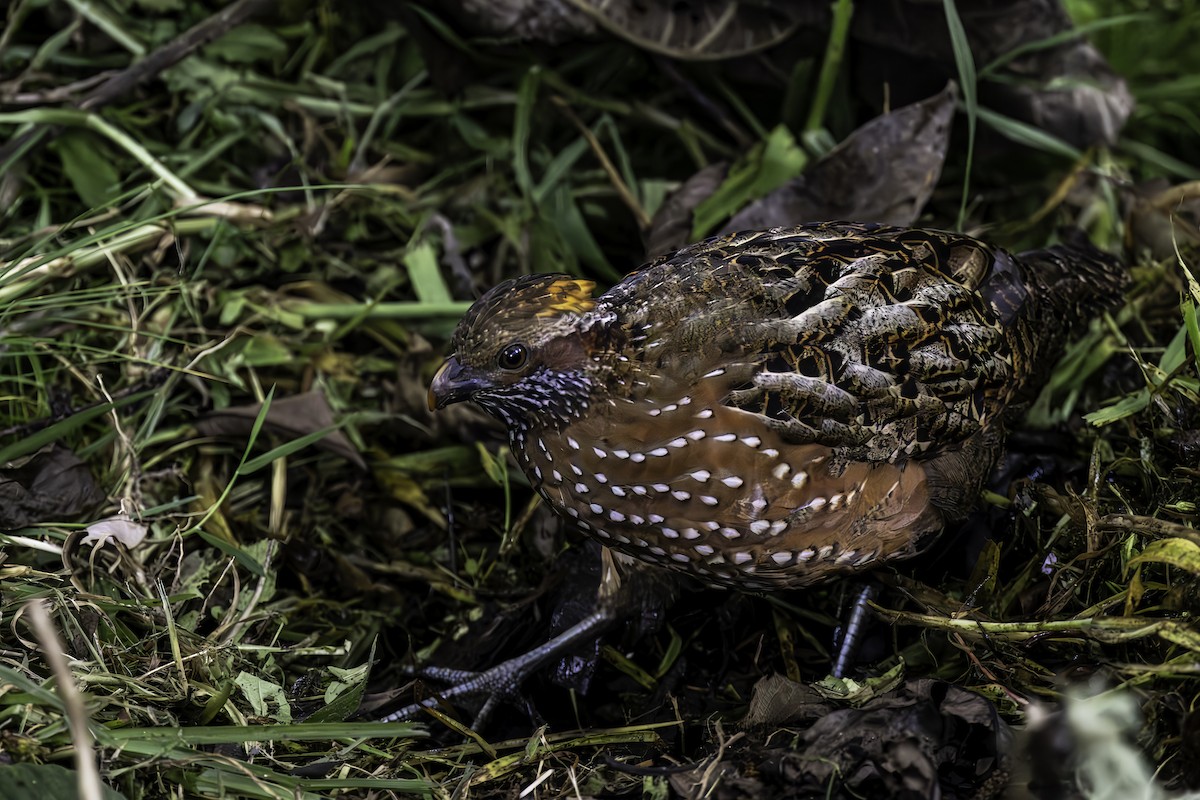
[740,436,761,447]
[609,510,626,522]
[678,396,691,405]
[836,550,858,564]
[701,521,720,531]
[570,464,583,476]
[614,533,631,544]
[681,528,700,539]
[690,469,711,482]
[647,408,661,417]
[648,513,665,523]
[672,490,691,501]
[613,449,630,459]
[661,527,679,538]
[772,463,791,480]
[818,545,834,559]
[533,466,542,481]
[668,438,688,448]
[594,473,608,484]
[648,546,666,556]
[593,447,607,458]
[749,495,768,514]
[671,553,690,563]
[566,436,580,450]
[721,476,743,488]
[750,520,770,535]
[695,544,715,556]
[648,447,669,457]
[713,433,737,442]
[733,551,753,565]
[661,403,678,413]
[761,448,779,458]
[829,493,844,509]
[589,503,603,515]
[632,485,648,496]
[696,408,714,419]
[703,368,725,378]
[806,496,827,511]
[699,495,719,506]
[630,514,645,525]
[575,483,589,494]
[798,548,815,561]
[652,483,670,493]
[771,552,793,565]
[538,438,548,454]
[611,486,626,497]
[791,471,809,489]
[720,527,740,539]
[630,452,646,463]
[566,507,579,518]
[769,520,788,535]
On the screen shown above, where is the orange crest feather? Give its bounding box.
[537,279,596,317]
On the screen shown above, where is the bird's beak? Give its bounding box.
[428,356,484,410]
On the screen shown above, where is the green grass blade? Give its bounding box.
[943,0,977,230]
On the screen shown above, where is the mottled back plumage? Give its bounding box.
[431,223,1126,590]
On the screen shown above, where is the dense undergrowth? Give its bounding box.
[1,1,1198,797]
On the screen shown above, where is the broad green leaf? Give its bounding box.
[513,66,541,198]
[691,124,807,238]
[1127,538,1200,576]
[1084,388,1150,426]
[52,130,119,208]
[204,24,288,64]
[404,241,453,305]
[308,643,374,723]
[0,763,127,800]
[234,671,292,723]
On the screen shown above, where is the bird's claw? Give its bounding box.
[379,610,614,728]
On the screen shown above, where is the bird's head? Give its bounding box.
[429,274,601,430]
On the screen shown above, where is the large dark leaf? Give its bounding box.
[0,445,105,529]
[727,83,957,231]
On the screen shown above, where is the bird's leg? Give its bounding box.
[379,546,679,728]
[379,608,616,726]
[831,583,879,678]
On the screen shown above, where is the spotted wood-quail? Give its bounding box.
[400,222,1126,724]
[430,222,1125,591]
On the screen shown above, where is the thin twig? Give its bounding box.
[26,600,104,800]
[552,96,651,229]
[0,0,275,167]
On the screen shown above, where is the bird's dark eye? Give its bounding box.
[497,343,529,371]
